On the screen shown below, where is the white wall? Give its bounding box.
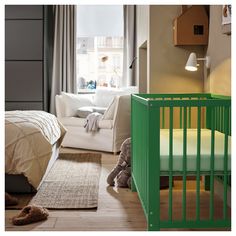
[149,5,204,93]
[136,5,149,92]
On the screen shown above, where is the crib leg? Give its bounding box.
[147,210,160,231]
[147,176,161,231]
[204,176,211,191]
[148,219,160,231]
[131,177,137,192]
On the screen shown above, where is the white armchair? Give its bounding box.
[55,89,134,153]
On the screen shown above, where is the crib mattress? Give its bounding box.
[160,129,231,172]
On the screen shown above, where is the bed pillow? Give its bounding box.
[61,92,94,117]
[76,106,107,118]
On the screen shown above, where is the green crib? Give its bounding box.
[131,93,231,230]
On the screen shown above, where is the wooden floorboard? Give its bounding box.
[5,147,231,231]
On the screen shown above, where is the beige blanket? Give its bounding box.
[5,110,66,189]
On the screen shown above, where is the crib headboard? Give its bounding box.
[133,93,231,135]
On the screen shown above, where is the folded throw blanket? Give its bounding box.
[84,112,103,132]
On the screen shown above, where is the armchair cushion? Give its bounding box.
[60,117,113,129]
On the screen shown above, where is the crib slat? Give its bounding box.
[218,106,220,131]
[182,106,187,221]
[188,97,191,128]
[220,106,223,132]
[221,107,224,133]
[169,106,173,221]
[210,107,215,220]
[162,98,165,128]
[180,98,183,128]
[229,107,231,135]
[223,106,229,220]
[196,106,201,220]
[215,107,217,130]
[223,106,225,133]
[218,107,221,132]
[220,106,222,131]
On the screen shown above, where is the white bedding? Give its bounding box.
[5,110,66,189]
[160,129,231,172]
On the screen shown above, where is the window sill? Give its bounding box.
[78,89,95,94]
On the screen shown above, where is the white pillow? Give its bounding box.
[61,92,94,117]
[94,88,125,107]
[76,106,94,118]
[102,96,118,120]
[93,107,107,114]
[76,106,107,118]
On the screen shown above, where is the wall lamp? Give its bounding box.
[129,57,137,69]
[185,52,210,71]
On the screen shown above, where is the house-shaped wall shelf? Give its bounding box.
[173,6,209,46]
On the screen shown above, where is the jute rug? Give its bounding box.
[28,152,102,209]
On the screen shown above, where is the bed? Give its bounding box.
[5,110,66,193]
[131,93,231,230]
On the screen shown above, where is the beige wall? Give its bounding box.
[149,5,204,93]
[204,5,231,96]
[135,5,231,95]
[136,5,205,94]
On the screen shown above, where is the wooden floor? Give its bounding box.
[5,148,230,231]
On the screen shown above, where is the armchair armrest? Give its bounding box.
[112,95,131,152]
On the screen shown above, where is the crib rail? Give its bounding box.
[131,93,231,231]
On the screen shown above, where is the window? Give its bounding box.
[76,6,124,92]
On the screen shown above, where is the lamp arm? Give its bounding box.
[129,57,137,69]
[196,58,207,61]
[197,56,210,68]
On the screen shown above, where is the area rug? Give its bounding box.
[29,152,102,209]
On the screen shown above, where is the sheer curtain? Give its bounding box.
[50,5,77,114]
[122,5,136,87]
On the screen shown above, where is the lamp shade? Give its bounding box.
[185,53,198,71]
